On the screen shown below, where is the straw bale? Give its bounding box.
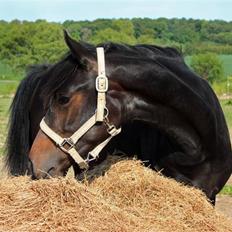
[0,159,231,232]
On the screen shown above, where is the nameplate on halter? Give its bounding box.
[96,75,108,92]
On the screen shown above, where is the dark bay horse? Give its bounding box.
[5,32,232,204]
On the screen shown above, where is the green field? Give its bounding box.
[0,97,11,154]
[0,62,21,96]
[219,55,232,78]
[0,62,22,81]
[220,100,232,131]
[0,80,19,96]
[185,54,232,78]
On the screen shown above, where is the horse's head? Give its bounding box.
[29,32,124,179]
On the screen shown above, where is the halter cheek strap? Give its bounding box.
[96,47,108,122]
[39,47,121,170]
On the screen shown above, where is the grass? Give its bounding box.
[0,62,22,81]
[0,80,19,96]
[219,55,232,78]
[0,96,11,155]
[220,100,232,130]
[220,185,232,196]
[0,62,20,95]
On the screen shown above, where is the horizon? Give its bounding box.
[1,0,232,23]
[1,16,232,24]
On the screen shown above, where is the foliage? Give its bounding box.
[0,20,67,70]
[0,18,232,73]
[220,185,232,196]
[211,81,228,96]
[190,53,224,83]
[90,20,137,44]
[220,100,232,129]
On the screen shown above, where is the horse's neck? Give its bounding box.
[113,64,219,154]
[122,93,202,158]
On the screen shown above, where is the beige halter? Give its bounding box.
[40,47,121,169]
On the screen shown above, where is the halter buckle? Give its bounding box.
[59,138,75,152]
[107,125,117,135]
[96,75,108,92]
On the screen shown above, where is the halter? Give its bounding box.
[40,47,121,169]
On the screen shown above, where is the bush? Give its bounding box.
[190,53,224,83]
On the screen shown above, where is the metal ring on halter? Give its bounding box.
[103,107,109,119]
[85,153,98,163]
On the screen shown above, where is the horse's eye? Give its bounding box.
[57,95,70,105]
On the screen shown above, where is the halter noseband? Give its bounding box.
[39,47,121,169]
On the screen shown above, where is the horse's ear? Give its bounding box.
[64,30,95,67]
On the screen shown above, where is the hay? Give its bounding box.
[0,160,231,232]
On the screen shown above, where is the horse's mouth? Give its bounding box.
[30,165,70,179]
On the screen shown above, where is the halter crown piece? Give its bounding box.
[40,47,121,169]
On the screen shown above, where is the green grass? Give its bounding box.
[220,99,232,129]
[219,55,232,78]
[220,185,232,196]
[0,62,21,95]
[0,62,22,81]
[0,96,12,155]
[0,80,19,96]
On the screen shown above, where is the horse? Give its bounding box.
[5,31,232,204]
[5,64,174,178]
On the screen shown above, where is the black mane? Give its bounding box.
[99,42,182,57]
[5,64,50,175]
[41,54,79,102]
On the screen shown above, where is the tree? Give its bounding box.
[91,20,136,44]
[190,53,224,83]
[1,18,232,71]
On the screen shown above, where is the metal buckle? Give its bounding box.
[103,115,116,135]
[59,138,75,152]
[96,75,108,92]
[95,107,109,120]
[107,125,116,134]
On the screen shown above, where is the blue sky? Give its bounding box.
[0,0,231,22]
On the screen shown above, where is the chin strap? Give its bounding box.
[40,47,121,169]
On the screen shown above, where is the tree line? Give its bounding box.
[0,18,232,70]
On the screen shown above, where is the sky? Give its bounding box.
[0,0,231,22]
